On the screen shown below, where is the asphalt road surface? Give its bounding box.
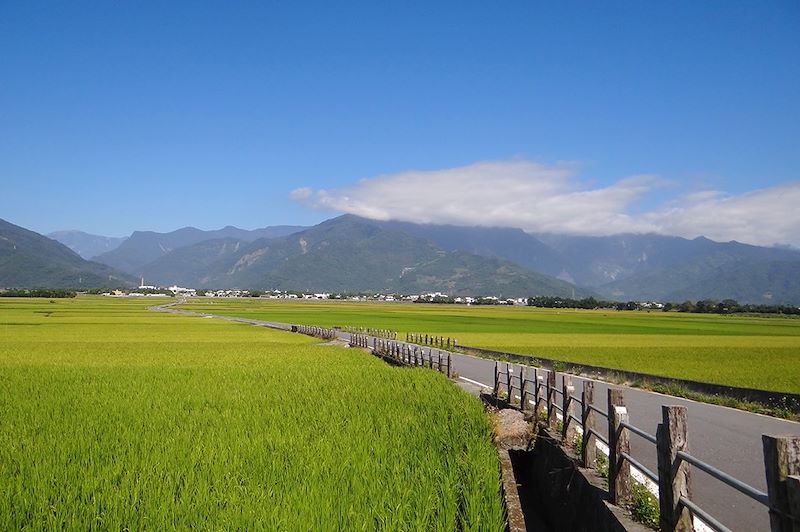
[155,302,799,531]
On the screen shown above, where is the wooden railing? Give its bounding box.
[349,334,451,377]
[492,362,800,532]
[406,332,458,350]
[293,324,337,340]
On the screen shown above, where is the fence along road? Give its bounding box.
[454,352,799,532]
[154,302,799,531]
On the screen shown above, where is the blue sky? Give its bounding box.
[2,1,799,245]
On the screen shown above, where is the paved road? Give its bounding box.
[450,352,799,532]
[154,301,799,531]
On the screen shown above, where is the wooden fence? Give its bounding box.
[343,326,397,340]
[406,332,458,350]
[292,324,337,340]
[349,334,451,378]
[493,362,800,532]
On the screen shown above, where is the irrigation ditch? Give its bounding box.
[487,361,800,532]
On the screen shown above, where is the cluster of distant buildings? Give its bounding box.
[102,279,196,298]
[101,283,534,305]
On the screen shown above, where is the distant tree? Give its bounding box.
[695,300,718,314]
[719,299,740,314]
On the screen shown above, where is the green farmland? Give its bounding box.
[178,299,800,394]
[0,297,504,530]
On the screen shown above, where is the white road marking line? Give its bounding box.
[458,376,491,389]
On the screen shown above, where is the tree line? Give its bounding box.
[527,296,800,315]
[0,288,76,298]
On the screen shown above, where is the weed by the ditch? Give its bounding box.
[629,482,659,529]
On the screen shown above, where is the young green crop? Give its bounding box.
[0,297,505,530]
[177,298,800,393]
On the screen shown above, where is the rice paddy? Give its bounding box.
[0,297,505,530]
[177,298,800,394]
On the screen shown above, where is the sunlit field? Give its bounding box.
[0,297,504,530]
[179,298,800,394]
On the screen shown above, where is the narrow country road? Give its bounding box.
[153,301,799,532]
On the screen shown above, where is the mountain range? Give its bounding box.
[4,215,800,304]
[0,219,135,288]
[92,225,306,273]
[46,230,128,260]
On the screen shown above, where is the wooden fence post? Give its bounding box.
[607,389,631,505]
[562,376,576,444]
[506,363,513,404]
[519,367,527,412]
[547,371,557,430]
[657,405,692,532]
[763,435,800,532]
[447,353,451,378]
[536,374,545,419]
[493,361,499,398]
[582,381,596,468]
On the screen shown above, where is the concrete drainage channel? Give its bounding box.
[488,397,651,532]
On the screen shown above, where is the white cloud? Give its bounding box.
[293,160,800,247]
[289,187,313,200]
[648,183,800,246]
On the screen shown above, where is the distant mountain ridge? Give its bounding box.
[373,220,566,278]
[0,219,135,288]
[94,225,306,274]
[363,222,800,304]
[48,230,128,260]
[139,215,590,298]
[13,215,800,303]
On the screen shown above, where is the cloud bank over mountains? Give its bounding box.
[291,160,800,247]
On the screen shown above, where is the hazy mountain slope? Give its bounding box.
[47,230,128,260]
[141,215,589,297]
[361,222,800,303]
[236,216,443,292]
[392,250,586,297]
[73,213,800,303]
[246,216,590,296]
[662,260,800,305]
[0,219,134,288]
[373,220,567,278]
[94,225,305,274]
[588,239,800,303]
[140,238,247,286]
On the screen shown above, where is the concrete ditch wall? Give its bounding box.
[514,426,650,532]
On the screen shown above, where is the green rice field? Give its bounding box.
[178,298,800,394]
[0,297,504,530]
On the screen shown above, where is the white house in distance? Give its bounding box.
[168,285,196,296]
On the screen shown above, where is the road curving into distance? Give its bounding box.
[153,300,799,532]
